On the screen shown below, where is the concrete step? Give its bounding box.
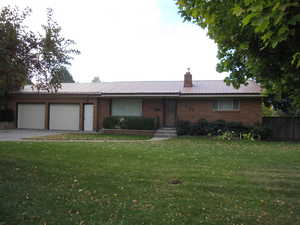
[155,132,177,135]
[156,128,176,131]
[154,128,177,138]
[155,130,177,134]
[154,133,177,138]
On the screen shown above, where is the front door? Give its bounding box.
[84,104,94,131]
[164,100,176,127]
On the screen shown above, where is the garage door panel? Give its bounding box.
[18,104,45,129]
[49,104,80,130]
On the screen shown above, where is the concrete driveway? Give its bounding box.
[0,129,63,141]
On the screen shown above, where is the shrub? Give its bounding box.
[252,126,272,140]
[125,117,156,130]
[206,120,226,136]
[190,119,210,136]
[0,109,14,122]
[176,119,271,141]
[176,120,191,135]
[103,116,121,129]
[103,116,157,130]
[217,131,235,141]
[242,132,255,141]
[226,121,251,134]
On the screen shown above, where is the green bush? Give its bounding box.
[252,126,272,140]
[191,119,210,136]
[217,131,236,141]
[176,119,272,140]
[208,120,227,135]
[226,121,251,133]
[0,109,14,122]
[176,120,191,135]
[103,116,121,129]
[103,116,157,130]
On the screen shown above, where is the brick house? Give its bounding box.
[6,71,262,131]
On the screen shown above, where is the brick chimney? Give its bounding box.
[184,68,193,87]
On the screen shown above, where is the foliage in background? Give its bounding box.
[262,103,280,117]
[103,116,158,130]
[33,8,79,91]
[0,7,37,102]
[91,76,101,83]
[176,119,272,140]
[0,6,79,105]
[176,0,300,113]
[54,66,75,83]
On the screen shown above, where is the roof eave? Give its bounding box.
[180,93,262,98]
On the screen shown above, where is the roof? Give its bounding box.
[12,80,261,96]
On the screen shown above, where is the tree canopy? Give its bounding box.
[176,0,300,113]
[0,6,79,100]
[91,76,101,83]
[54,66,75,83]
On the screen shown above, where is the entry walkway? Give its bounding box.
[0,129,171,142]
[0,129,63,141]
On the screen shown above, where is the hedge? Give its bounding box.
[103,116,158,130]
[176,119,272,140]
[0,109,14,122]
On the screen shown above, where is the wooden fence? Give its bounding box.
[263,117,300,141]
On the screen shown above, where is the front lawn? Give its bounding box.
[26,133,152,140]
[0,138,300,225]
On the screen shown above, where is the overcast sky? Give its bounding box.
[1,0,227,82]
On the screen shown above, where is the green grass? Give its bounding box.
[26,133,152,140]
[0,137,300,225]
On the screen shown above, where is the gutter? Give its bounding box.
[101,92,180,97]
[101,92,262,98]
[10,92,262,98]
[179,94,262,98]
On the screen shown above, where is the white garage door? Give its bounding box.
[18,104,45,129]
[49,104,80,130]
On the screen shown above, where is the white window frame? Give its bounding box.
[213,100,240,111]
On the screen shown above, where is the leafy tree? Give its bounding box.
[262,103,279,117]
[34,8,79,91]
[92,76,101,83]
[0,6,79,106]
[176,0,300,113]
[0,7,38,99]
[53,66,75,83]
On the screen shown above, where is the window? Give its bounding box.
[212,100,240,111]
[111,99,142,116]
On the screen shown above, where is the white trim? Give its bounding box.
[11,93,262,98]
[180,94,261,98]
[84,104,94,131]
[103,94,261,98]
[103,94,180,97]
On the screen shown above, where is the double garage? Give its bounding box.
[17,103,94,131]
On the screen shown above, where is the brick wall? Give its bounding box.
[0,122,15,129]
[98,99,110,129]
[177,98,262,125]
[142,99,164,127]
[7,95,262,130]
